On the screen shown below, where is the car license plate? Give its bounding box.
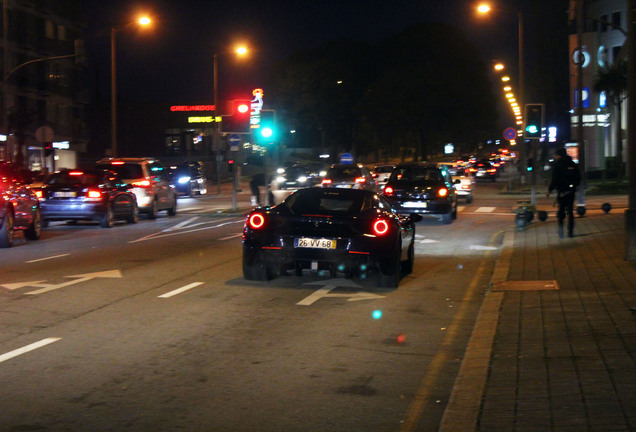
[336,184,352,188]
[294,238,336,249]
[402,201,427,208]
[54,191,76,198]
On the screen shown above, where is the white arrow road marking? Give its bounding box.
[0,270,123,295]
[158,282,204,298]
[297,279,386,306]
[0,338,61,364]
[420,239,440,244]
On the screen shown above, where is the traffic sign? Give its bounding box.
[340,153,354,164]
[228,134,241,151]
[503,127,517,141]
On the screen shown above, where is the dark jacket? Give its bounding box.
[548,155,580,194]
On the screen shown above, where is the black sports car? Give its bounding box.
[242,187,421,287]
[383,163,458,224]
[40,169,139,228]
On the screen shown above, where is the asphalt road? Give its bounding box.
[0,179,514,431]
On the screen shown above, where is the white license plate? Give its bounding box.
[54,191,76,198]
[402,201,427,208]
[335,184,352,188]
[294,238,337,249]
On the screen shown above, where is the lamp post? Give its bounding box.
[477,4,526,181]
[626,0,636,260]
[212,46,248,194]
[110,16,151,158]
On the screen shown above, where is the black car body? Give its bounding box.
[40,169,139,228]
[470,160,498,181]
[167,161,207,196]
[0,162,42,247]
[321,164,378,191]
[383,163,458,224]
[242,188,420,287]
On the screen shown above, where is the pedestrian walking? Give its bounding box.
[546,148,581,238]
[249,172,266,206]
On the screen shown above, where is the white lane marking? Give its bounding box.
[0,338,62,364]
[457,206,466,212]
[218,233,243,241]
[469,245,499,251]
[475,207,496,213]
[130,218,243,243]
[420,239,440,243]
[1,270,123,294]
[158,282,204,298]
[163,217,201,232]
[26,254,70,263]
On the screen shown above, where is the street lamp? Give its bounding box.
[111,16,151,158]
[212,45,248,194]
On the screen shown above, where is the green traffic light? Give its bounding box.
[526,125,538,134]
[261,127,273,138]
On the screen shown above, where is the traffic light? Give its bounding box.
[228,159,234,172]
[255,110,276,143]
[526,158,534,172]
[524,104,544,139]
[221,99,251,133]
[44,142,53,157]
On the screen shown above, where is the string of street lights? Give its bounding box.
[494,62,523,146]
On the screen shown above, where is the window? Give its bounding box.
[611,12,621,30]
[45,20,55,39]
[600,14,608,31]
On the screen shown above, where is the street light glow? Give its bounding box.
[477,4,491,13]
[236,46,248,55]
[494,63,504,71]
[138,16,151,26]
[501,76,511,82]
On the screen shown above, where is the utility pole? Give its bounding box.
[626,0,636,260]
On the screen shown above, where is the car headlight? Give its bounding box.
[276,176,286,183]
[277,168,285,174]
[297,176,307,183]
[178,176,191,184]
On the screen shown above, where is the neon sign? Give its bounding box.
[171,105,215,112]
[188,116,222,123]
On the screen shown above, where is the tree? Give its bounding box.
[594,58,627,179]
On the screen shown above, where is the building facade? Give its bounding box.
[570,0,627,175]
[0,0,86,171]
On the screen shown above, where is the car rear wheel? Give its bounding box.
[378,244,400,288]
[147,200,158,219]
[126,202,139,224]
[167,195,177,216]
[100,206,114,228]
[24,208,42,240]
[0,212,15,248]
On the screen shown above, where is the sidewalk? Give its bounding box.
[440,200,636,431]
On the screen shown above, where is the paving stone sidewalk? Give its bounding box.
[440,209,636,432]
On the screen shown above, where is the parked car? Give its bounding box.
[321,164,378,191]
[383,163,458,224]
[39,169,139,228]
[0,162,42,247]
[242,187,421,287]
[96,157,177,219]
[371,164,395,189]
[167,161,207,196]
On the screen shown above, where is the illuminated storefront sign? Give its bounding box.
[250,88,264,128]
[188,116,222,123]
[171,105,215,112]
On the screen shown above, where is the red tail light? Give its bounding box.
[384,186,394,195]
[487,169,496,173]
[248,213,265,229]
[372,219,390,236]
[321,179,332,186]
[354,177,366,183]
[34,190,43,199]
[132,179,151,187]
[86,189,103,201]
[438,187,448,197]
[69,171,84,176]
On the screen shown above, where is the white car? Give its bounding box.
[371,164,395,188]
[453,175,474,203]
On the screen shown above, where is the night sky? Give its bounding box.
[81,0,569,112]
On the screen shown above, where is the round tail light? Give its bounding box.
[438,187,448,197]
[248,213,265,229]
[372,219,389,235]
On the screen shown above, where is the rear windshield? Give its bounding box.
[374,166,394,174]
[391,167,442,182]
[96,163,143,179]
[47,172,102,186]
[326,167,362,180]
[285,190,373,215]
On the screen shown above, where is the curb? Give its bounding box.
[438,228,514,432]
